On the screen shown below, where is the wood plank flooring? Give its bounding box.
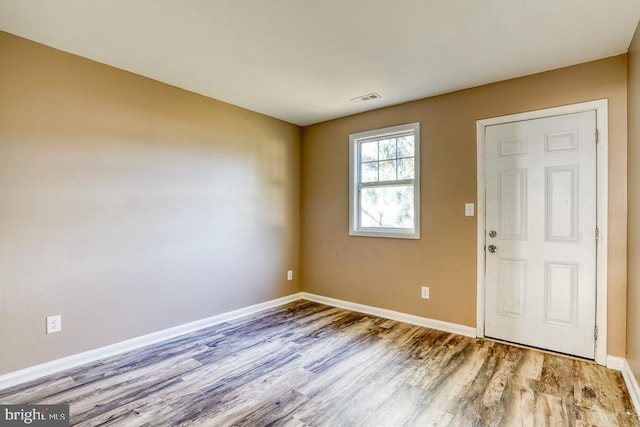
[0,300,637,426]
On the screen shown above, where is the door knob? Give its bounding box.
[489,230,497,238]
[488,245,497,253]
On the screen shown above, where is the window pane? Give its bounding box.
[379,139,396,160]
[397,136,414,157]
[360,185,414,228]
[379,160,396,181]
[350,122,419,239]
[360,141,378,162]
[361,162,378,183]
[398,158,414,179]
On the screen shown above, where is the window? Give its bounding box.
[349,122,420,239]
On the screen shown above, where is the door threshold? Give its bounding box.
[483,336,596,364]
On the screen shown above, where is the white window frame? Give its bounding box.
[349,122,420,239]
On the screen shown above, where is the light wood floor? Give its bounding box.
[0,300,637,426]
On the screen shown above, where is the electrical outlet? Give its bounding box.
[287,270,293,281]
[421,286,430,299]
[46,315,62,334]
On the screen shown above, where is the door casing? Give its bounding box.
[475,99,608,365]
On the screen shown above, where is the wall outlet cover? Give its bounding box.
[46,315,62,334]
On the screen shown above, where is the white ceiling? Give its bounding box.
[1,1,639,126]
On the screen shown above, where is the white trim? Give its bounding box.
[622,359,640,417]
[607,355,625,371]
[300,292,476,338]
[476,117,486,339]
[0,293,303,391]
[475,99,609,365]
[349,122,421,240]
[2,288,622,395]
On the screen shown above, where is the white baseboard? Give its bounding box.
[622,359,640,417]
[0,293,303,391]
[607,355,625,371]
[13,291,618,393]
[300,292,477,338]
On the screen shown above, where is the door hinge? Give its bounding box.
[594,325,598,341]
[595,128,599,144]
[595,227,599,243]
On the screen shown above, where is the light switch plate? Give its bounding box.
[465,203,475,217]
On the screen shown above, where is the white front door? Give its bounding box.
[484,111,597,359]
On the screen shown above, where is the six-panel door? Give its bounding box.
[484,111,597,359]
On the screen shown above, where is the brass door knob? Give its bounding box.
[488,245,497,253]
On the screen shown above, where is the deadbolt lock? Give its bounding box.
[488,245,497,253]
[489,230,497,238]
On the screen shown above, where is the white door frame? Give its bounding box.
[476,99,608,365]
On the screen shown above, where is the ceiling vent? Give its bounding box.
[350,93,381,103]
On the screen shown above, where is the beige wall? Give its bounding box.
[301,55,628,356]
[0,32,301,374]
[628,21,640,382]
[0,28,631,377]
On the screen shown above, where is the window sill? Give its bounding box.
[349,229,420,240]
